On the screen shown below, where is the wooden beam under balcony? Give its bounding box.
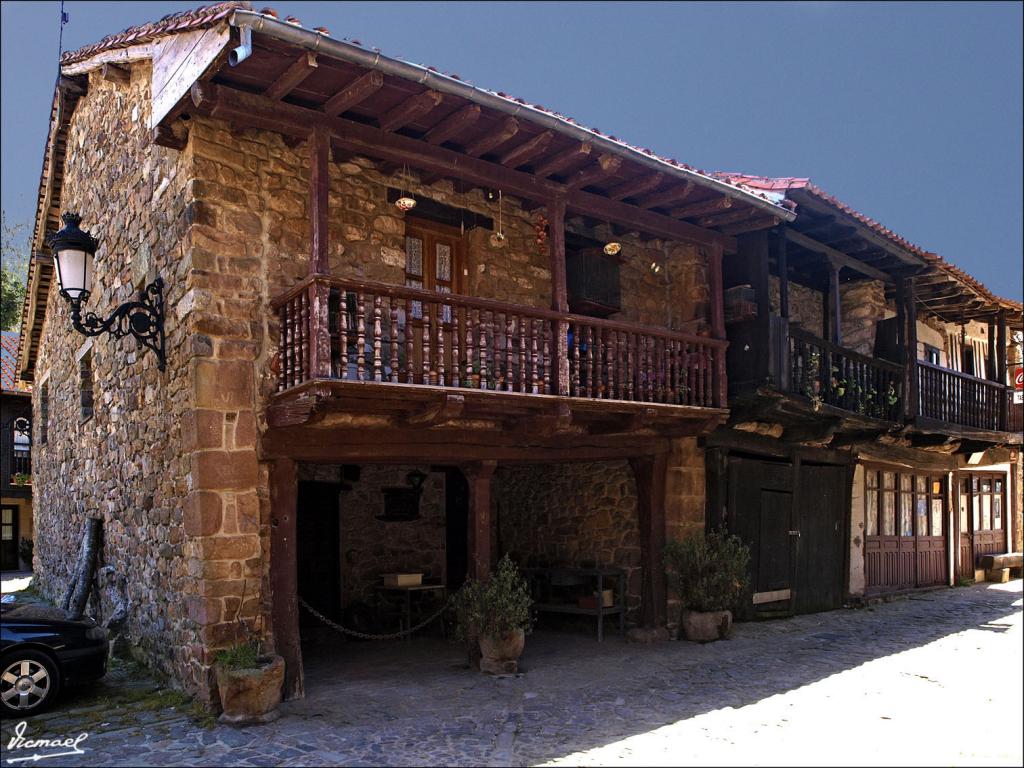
[264,51,318,100]
[189,83,737,251]
[785,228,892,283]
[322,69,384,116]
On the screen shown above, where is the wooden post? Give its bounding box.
[548,197,570,396]
[895,278,907,420]
[630,453,668,629]
[465,461,497,581]
[906,276,919,420]
[307,126,332,378]
[309,125,330,274]
[998,310,1008,430]
[270,458,303,700]
[751,232,771,322]
[776,228,789,319]
[987,321,997,382]
[708,243,728,408]
[828,262,841,346]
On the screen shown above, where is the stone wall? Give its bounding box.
[493,461,643,617]
[839,280,888,357]
[663,437,705,629]
[31,63,207,691]
[334,465,446,605]
[769,276,822,336]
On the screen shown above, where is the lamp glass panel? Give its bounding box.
[55,248,93,297]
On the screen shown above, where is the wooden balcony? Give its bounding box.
[266,276,728,441]
[788,327,903,423]
[915,360,1017,437]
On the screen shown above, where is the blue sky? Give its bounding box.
[2,1,1021,300]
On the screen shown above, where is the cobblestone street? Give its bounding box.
[2,581,1021,767]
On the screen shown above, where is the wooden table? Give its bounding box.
[375,584,448,640]
[524,567,626,641]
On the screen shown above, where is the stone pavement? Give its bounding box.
[2,581,1020,766]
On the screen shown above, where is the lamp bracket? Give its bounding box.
[70,277,166,371]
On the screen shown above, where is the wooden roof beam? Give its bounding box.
[101,63,131,85]
[670,196,732,219]
[635,182,695,210]
[721,216,780,236]
[499,130,554,168]
[379,89,444,133]
[322,69,384,116]
[189,83,735,251]
[785,228,892,283]
[533,142,591,178]
[565,154,622,190]
[607,172,663,202]
[464,116,520,157]
[698,206,759,228]
[264,51,318,100]
[424,103,481,145]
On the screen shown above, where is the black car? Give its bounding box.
[0,595,109,716]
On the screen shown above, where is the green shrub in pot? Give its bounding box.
[663,531,750,642]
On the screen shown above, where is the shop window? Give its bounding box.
[881,472,896,536]
[866,470,879,536]
[929,478,943,536]
[915,475,929,536]
[968,474,1005,531]
[899,475,913,536]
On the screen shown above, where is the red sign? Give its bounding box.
[1016,367,1024,389]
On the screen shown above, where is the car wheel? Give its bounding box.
[0,650,62,717]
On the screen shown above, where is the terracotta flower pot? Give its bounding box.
[215,655,284,726]
[478,628,525,675]
[680,609,733,642]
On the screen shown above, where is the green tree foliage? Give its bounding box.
[1,213,30,331]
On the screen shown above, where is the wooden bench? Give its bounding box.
[979,553,1023,582]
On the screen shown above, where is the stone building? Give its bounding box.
[709,174,1023,616]
[15,2,794,702]
[1,331,33,571]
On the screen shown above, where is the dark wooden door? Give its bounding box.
[297,481,343,622]
[0,506,18,570]
[727,457,795,617]
[795,464,846,614]
[957,481,973,580]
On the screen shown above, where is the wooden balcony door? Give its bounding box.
[404,219,465,309]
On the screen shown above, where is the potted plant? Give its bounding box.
[213,584,284,725]
[454,554,532,674]
[11,472,31,486]
[663,531,750,643]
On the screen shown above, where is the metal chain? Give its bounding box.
[298,594,455,641]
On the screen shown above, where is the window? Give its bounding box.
[866,468,946,538]
[39,382,48,445]
[80,349,94,421]
[923,344,940,366]
[967,473,1005,532]
[404,219,464,321]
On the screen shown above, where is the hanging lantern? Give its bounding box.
[603,241,622,257]
[394,195,417,213]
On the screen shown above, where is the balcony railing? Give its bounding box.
[916,360,1010,432]
[271,276,727,409]
[788,327,903,422]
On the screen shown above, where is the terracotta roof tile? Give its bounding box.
[1,331,28,393]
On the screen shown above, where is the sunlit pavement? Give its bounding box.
[2,580,1020,767]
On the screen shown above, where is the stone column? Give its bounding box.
[630,453,669,630]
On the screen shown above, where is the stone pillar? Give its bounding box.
[466,461,497,580]
[662,437,706,632]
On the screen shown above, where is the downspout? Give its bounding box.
[228,24,252,66]
[228,9,794,223]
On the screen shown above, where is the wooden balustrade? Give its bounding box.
[272,276,727,408]
[916,360,1008,432]
[788,327,903,422]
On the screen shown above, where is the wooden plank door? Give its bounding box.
[795,464,846,614]
[0,506,18,570]
[915,476,947,587]
[957,476,974,580]
[727,457,795,617]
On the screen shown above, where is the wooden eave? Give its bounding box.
[165,31,790,249]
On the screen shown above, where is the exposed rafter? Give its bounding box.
[379,89,443,132]
[264,51,318,101]
[607,172,663,202]
[721,216,780,236]
[670,196,732,219]
[634,182,695,210]
[533,142,591,178]
[565,154,622,190]
[321,69,384,116]
[423,103,480,145]
[499,130,554,168]
[464,116,519,157]
[784,228,892,283]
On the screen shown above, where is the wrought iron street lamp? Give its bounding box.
[46,212,167,371]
